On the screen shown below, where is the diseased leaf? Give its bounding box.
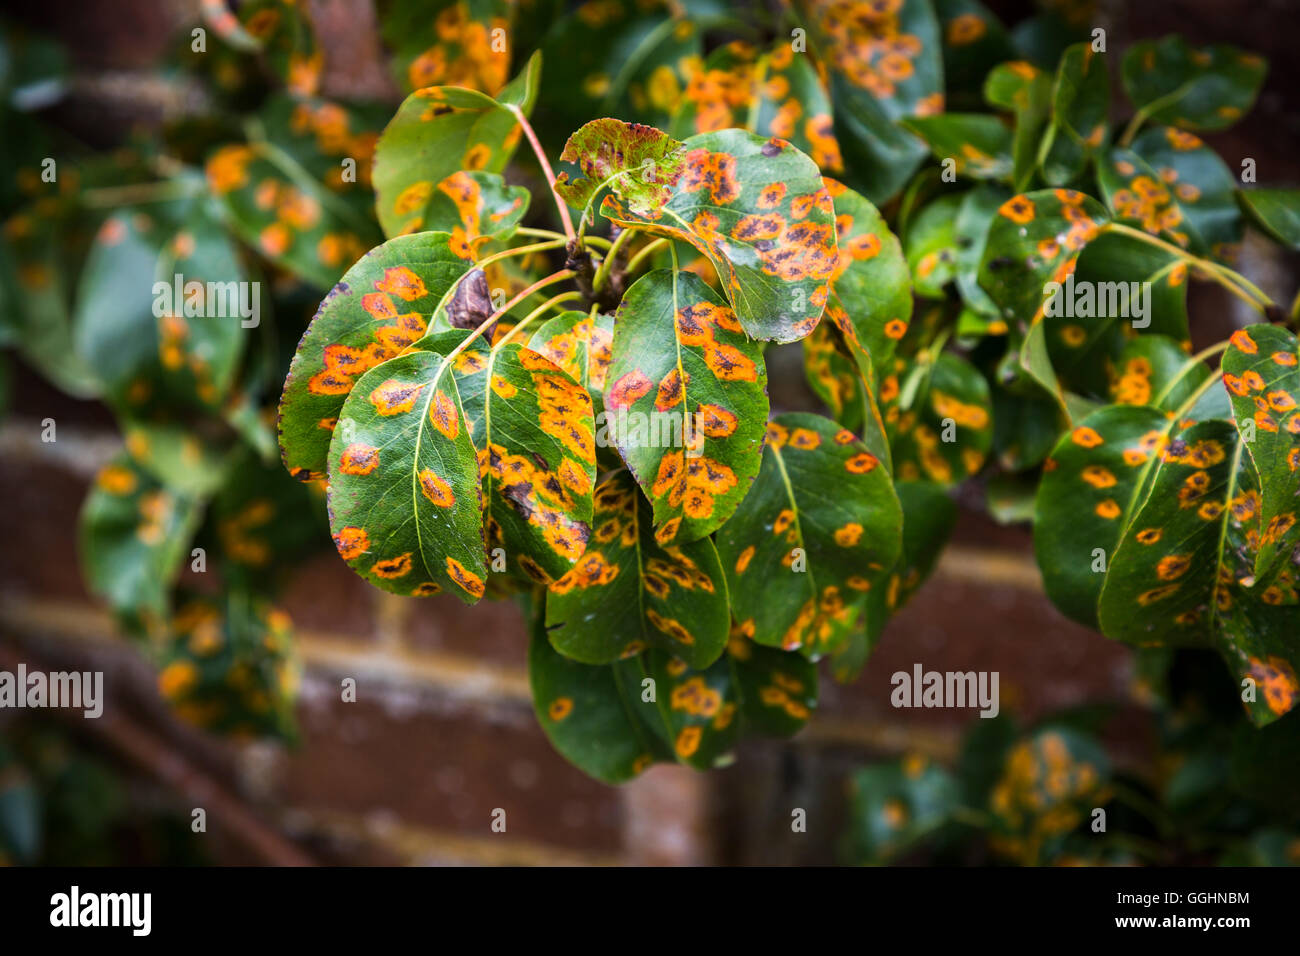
[716,412,902,656]
[528,626,672,785]
[889,352,992,486]
[381,0,515,96]
[79,452,203,636]
[728,629,818,736]
[1222,324,1300,578]
[1122,37,1266,133]
[1237,188,1300,250]
[1040,42,1109,186]
[833,480,957,682]
[845,755,960,865]
[325,334,488,601]
[207,96,384,286]
[371,54,538,239]
[278,231,475,481]
[604,269,768,541]
[1131,126,1241,257]
[531,615,742,781]
[417,170,530,259]
[750,41,842,173]
[1097,146,1203,251]
[977,188,1109,409]
[75,200,247,417]
[986,726,1110,864]
[799,0,942,205]
[822,177,912,422]
[156,593,299,740]
[451,337,597,582]
[545,471,729,667]
[599,128,837,343]
[555,118,685,219]
[1035,404,1170,628]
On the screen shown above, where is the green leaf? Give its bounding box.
[156,593,299,740]
[530,614,743,782]
[278,231,475,481]
[544,470,729,668]
[78,452,202,635]
[372,55,538,239]
[1108,334,1208,411]
[901,114,1014,182]
[599,128,837,344]
[1122,37,1266,133]
[953,184,1011,318]
[1040,42,1109,186]
[1044,231,1190,399]
[451,336,597,582]
[1221,324,1300,578]
[555,118,685,219]
[325,335,488,601]
[904,192,963,299]
[1131,126,1242,256]
[889,352,992,486]
[934,0,1015,109]
[845,755,960,865]
[716,412,902,656]
[528,627,671,785]
[604,269,768,541]
[983,60,1051,191]
[0,201,100,398]
[74,199,247,417]
[1237,188,1300,250]
[526,307,619,470]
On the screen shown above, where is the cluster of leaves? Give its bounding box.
[843,651,1300,866]
[4,0,1300,792]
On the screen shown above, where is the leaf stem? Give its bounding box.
[80,178,202,208]
[474,238,566,272]
[507,104,575,243]
[625,237,669,274]
[1104,222,1274,313]
[592,226,637,293]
